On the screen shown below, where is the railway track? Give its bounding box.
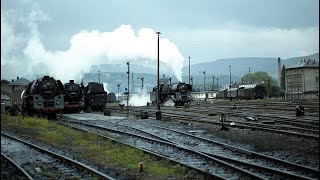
[1,132,115,180]
[106,103,319,140]
[1,153,33,180]
[62,113,319,179]
[60,116,256,179]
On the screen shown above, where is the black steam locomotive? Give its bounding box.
[22,76,65,119]
[63,80,84,113]
[83,82,108,112]
[216,84,267,99]
[150,81,193,106]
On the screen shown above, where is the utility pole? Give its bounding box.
[229,66,231,99]
[132,72,134,94]
[188,56,191,84]
[117,83,121,101]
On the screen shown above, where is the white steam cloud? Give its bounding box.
[1,3,185,83]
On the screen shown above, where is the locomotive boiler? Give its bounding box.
[22,75,65,119]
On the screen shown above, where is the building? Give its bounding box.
[285,59,319,99]
[8,77,31,106]
[1,80,12,111]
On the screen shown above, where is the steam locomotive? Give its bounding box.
[63,80,84,113]
[22,76,65,119]
[150,81,193,106]
[83,82,108,112]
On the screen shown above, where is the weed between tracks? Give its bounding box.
[1,114,202,179]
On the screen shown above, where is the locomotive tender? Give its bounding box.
[22,75,65,119]
[83,82,108,111]
[150,81,193,106]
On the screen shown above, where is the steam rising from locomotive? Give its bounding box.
[2,3,185,83]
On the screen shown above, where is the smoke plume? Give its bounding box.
[1,2,185,83]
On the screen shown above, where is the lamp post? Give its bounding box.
[188,56,191,84]
[81,71,84,84]
[212,75,214,91]
[117,83,121,101]
[198,71,206,91]
[191,77,193,86]
[126,62,130,117]
[98,71,100,83]
[203,71,206,91]
[156,31,161,120]
[217,77,219,91]
[229,66,231,99]
[137,77,144,91]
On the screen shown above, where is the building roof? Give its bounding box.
[287,59,319,69]
[8,78,30,86]
[1,80,10,84]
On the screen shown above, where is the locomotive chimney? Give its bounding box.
[17,76,19,80]
[70,80,74,83]
[278,57,281,86]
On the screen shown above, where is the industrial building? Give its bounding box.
[285,59,319,99]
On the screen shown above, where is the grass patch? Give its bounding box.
[1,114,201,179]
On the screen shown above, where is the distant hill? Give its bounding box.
[282,53,319,68]
[182,53,319,78]
[83,53,319,92]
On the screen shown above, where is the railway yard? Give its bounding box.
[1,99,319,179]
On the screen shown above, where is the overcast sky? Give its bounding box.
[1,0,319,82]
